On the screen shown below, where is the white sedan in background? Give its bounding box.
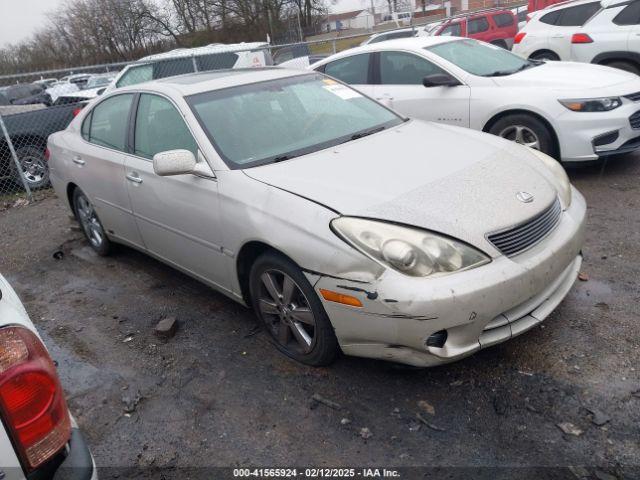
[0,274,97,479]
[311,36,640,163]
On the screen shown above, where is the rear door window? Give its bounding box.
[555,2,601,26]
[323,53,371,84]
[196,52,240,71]
[152,58,195,80]
[613,0,640,25]
[88,94,134,151]
[379,51,448,85]
[468,17,490,34]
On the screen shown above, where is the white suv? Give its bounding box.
[513,0,640,74]
[0,274,97,480]
[105,42,272,93]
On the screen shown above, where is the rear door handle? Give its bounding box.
[126,173,143,184]
[72,156,85,166]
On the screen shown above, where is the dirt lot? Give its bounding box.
[1,155,639,479]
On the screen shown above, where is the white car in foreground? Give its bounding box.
[0,274,97,479]
[513,0,640,74]
[48,68,585,367]
[311,36,640,162]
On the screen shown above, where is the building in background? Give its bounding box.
[322,10,377,31]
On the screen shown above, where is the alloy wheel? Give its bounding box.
[498,125,541,150]
[19,155,47,186]
[76,194,105,248]
[258,270,317,354]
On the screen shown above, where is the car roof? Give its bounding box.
[118,67,311,97]
[313,36,461,63]
[541,0,603,12]
[139,42,269,62]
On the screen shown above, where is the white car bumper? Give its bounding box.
[555,100,640,162]
[314,188,586,367]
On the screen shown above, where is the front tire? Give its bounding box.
[249,252,339,366]
[72,188,112,256]
[489,113,556,158]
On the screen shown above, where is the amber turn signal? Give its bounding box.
[319,289,363,307]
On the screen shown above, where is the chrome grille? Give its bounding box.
[625,92,640,102]
[630,110,640,129]
[487,198,562,257]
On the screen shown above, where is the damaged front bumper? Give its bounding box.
[313,190,587,367]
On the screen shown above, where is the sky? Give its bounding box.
[0,0,375,48]
[0,0,66,47]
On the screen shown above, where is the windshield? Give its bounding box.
[187,73,403,168]
[427,39,536,76]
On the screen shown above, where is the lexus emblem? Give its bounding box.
[516,191,534,203]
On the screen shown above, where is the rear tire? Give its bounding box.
[488,113,556,158]
[249,252,339,366]
[530,51,559,61]
[13,146,49,190]
[603,60,640,75]
[72,188,112,256]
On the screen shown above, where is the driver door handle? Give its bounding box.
[126,173,143,184]
[72,156,85,166]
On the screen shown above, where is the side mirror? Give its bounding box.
[153,149,196,177]
[423,73,460,88]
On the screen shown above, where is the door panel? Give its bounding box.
[373,51,471,127]
[73,94,144,247]
[125,93,227,288]
[124,156,227,287]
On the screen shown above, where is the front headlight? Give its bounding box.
[331,218,490,278]
[559,97,622,112]
[527,147,572,208]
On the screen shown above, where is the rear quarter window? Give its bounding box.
[539,10,562,24]
[493,13,515,27]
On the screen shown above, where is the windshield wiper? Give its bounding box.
[272,154,297,163]
[349,125,387,141]
[485,62,535,77]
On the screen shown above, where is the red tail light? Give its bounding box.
[571,33,593,43]
[44,148,50,161]
[72,107,83,117]
[0,326,71,471]
[514,32,527,44]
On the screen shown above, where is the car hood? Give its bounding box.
[243,120,559,255]
[491,61,640,94]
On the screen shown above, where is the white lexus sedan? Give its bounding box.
[48,68,586,367]
[310,36,640,163]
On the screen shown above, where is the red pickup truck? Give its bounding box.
[433,9,518,49]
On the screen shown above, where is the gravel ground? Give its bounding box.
[0,155,639,480]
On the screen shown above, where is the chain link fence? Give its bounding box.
[0,2,525,211]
